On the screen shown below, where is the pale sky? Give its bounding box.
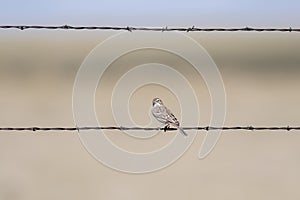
[1,0,300,27]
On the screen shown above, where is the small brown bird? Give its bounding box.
[151,98,187,137]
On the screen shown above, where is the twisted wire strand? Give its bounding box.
[0,126,299,132]
[0,25,299,32]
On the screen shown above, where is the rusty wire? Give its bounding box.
[0,25,299,32]
[0,126,299,132]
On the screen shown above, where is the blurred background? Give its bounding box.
[1,0,300,199]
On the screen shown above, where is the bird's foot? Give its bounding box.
[164,124,170,132]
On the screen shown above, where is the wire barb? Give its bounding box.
[0,25,300,32]
[1,126,300,132]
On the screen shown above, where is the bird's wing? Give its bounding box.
[166,108,180,126]
[152,105,180,126]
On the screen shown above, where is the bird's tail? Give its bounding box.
[177,126,188,137]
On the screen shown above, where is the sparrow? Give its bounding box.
[151,98,187,137]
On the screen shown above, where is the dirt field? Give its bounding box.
[0,31,300,199]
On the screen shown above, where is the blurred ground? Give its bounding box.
[0,31,300,200]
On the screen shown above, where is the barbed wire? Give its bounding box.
[0,25,300,32]
[0,126,299,132]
